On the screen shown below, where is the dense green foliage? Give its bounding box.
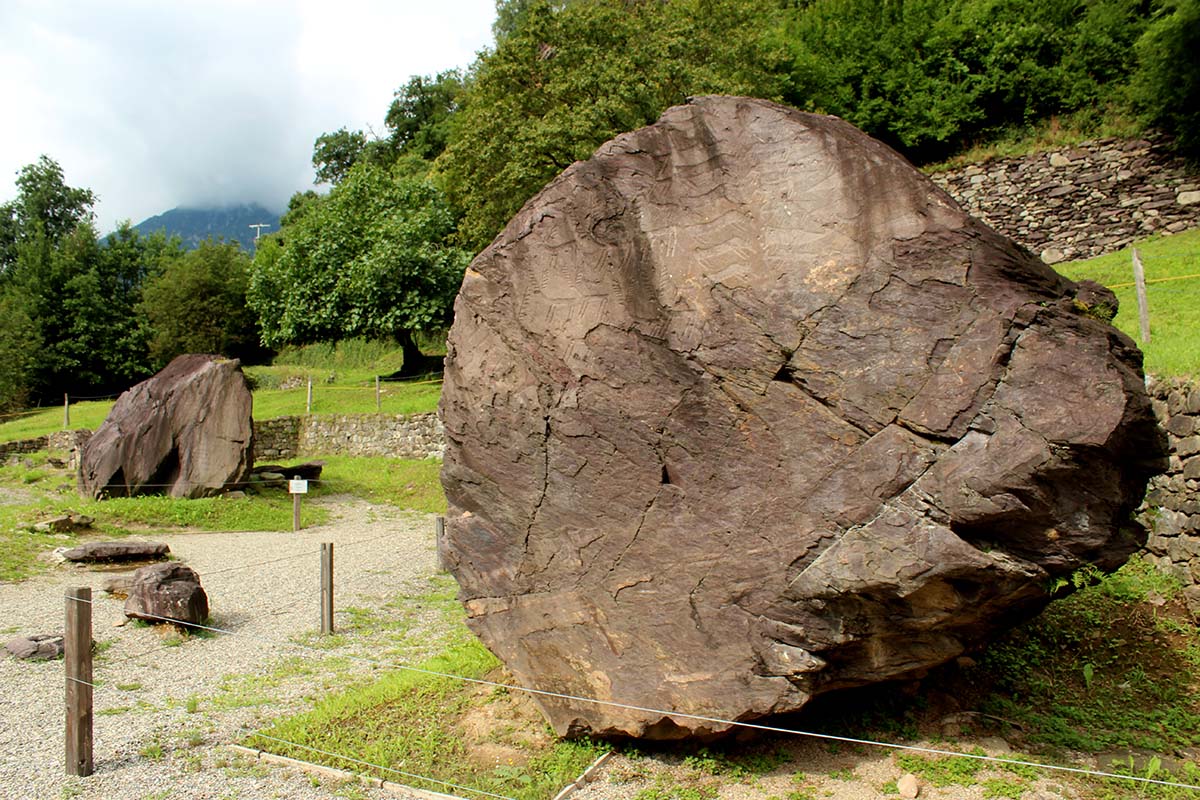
[0,157,274,411]
[139,239,265,368]
[1130,0,1200,158]
[438,0,786,250]
[780,0,1156,163]
[248,164,469,368]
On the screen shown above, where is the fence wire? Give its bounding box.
[62,589,1200,794]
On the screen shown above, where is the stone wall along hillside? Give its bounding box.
[931,137,1199,264]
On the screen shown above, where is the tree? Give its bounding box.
[248,162,470,371]
[139,239,265,368]
[312,127,370,185]
[436,0,786,252]
[0,157,167,403]
[1,155,96,275]
[0,288,42,411]
[384,70,466,163]
[1131,0,1200,159]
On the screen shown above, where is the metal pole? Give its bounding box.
[63,394,70,429]
[320,543,334,635]
[306,378,313,414]
[65,587,93,776]
[1132,248,1151,343]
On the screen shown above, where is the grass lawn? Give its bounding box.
[0,376,442,444]
[249,581,605,800]
[313,455,445,515]
[1058,227,1200,378]
[0,450,449,582]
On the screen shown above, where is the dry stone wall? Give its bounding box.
[251,413,443,461]
[931,136,1200,263]
[253,416,301,460]
[1,430,91,461]
[1144,377,1200,596]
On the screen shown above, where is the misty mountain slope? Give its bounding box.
[131,203,281,250]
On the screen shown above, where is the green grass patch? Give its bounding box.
[976,557,1200,756]
[0,453,333,581]
[0,400,114,443]
[313,456,445,514]
[895,751,983,787]
[1058,227,1200,378]
[249,379,442,418]
[248,636,602,800]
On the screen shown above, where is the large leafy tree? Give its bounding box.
[436,0,786,252]
[139,239,265,368]
[248,162,470,372]
[1,156,96,276]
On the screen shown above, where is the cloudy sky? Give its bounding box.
[0,0,496,232]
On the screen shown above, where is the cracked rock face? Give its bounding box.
[80,354,253,500]
[439,96,1167,739]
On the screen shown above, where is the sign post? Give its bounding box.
[289,476,308,532]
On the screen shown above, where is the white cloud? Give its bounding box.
[0,0,495,231]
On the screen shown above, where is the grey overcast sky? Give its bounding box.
[0,0,496,232]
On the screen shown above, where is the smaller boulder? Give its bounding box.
[102,575,135,597]
[61,541,170,563]
[124,563,209,627]
[251,461,325,481]
[31,513,95,534]
[5,634,65,661]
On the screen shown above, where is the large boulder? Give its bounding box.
[124,562,209,626]
[439,97,1168,739]
[79,354,254,499]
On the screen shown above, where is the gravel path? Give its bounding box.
[0,493,1105,800]
[0,496,440,800]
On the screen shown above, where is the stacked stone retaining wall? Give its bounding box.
[931,136,1200,263]
[1144,377,1200,593]
[0,430,91,461]
[251,413,443,461]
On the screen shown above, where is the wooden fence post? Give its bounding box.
[321,543,334,635]
[375,376,381,412]
[63,394,70,430]
[306,378,313,414]
[65,587,93,777]
[435,516,448,572]
[1132,248,1151,343]
[292,474,302,532]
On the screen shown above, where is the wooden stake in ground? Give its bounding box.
[435,516,448,572]
[290,475,308,532]
[65,587,93,777]
[63,393,70,429]
[1132,247,1151,343]
[306,378,313,414]
[320,542,334,635]
[375,376,382,411]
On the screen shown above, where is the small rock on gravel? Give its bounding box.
[897,772,921,798]
[5,634,64,661]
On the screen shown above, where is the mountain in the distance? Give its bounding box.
[131,203,282,250]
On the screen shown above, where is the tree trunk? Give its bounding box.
[395,329,438,377]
